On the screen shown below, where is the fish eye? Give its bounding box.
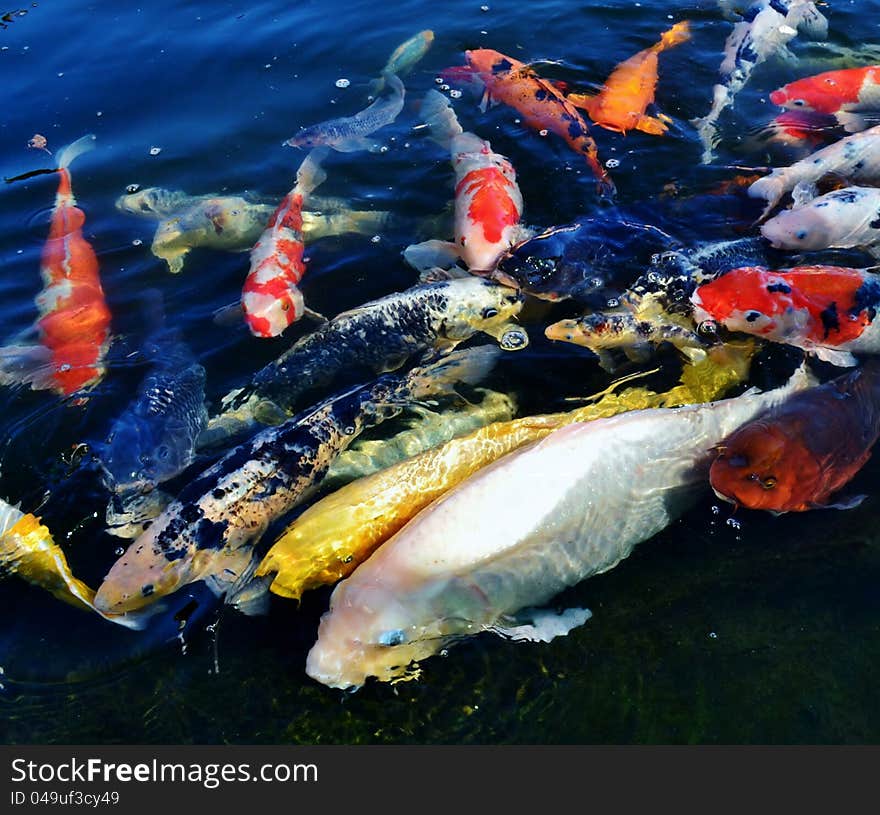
[795,230,807,240]
[792,99,806,107]
[156,446,170,460]
[481,307,499,319]
[697,320,718,336]
[761,476,777,489]
[377,629,407,646]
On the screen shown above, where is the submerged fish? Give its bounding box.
[745,109,847,157]
[117,187,394,274]
[748,124,880,218]
[97,327,207,498]
[305,356,808,690]
[711,360,880,513]
[92,347,499,614]
[493,211,679,304]
[404,90,529,274]
[258,342,756,603]
[151,197,275,274]
[0,135,112,397]
[371,29,434,94]
[691,264,880,367]
[693,0,828,164]
[567,21,691,136]
[201,277,528,447]
[285,72,405,152]
[323,387,517,489]
[242,146,329,338]
[450,48,614,195]
[760,185,880,257]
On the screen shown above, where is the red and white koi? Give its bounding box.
[691,265,880,367]
[0,134,112,397]
[404,90,529,275]
[241,146,329,338]
[770,65,880,133]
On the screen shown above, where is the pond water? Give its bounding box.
[2,0,880,744]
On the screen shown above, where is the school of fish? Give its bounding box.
[6,9,880,696]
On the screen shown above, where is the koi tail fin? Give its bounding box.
[0,343,59,393]
[402,344,501,403]
[56,134,96,171]
[294,145,330,199]
[565,91,598,117]
[419,89,464,151]
[655,20,691,52]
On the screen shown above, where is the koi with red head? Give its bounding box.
[710,361,880,513]
[691,265,880,367]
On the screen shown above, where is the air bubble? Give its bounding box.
[132,239,143,246]
[605,158,621,168]
[115,547,124,556]
[539,129,549,137]
[725,517,742,530]
[449,89,462,99]
[149,146,162,156]
[126,183,141,194]
[371,235,381,243]
[335,78,350,88]
[711,505,720,515]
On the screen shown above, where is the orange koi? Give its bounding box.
[691,265,880,367]
[241,146,329,338]
[710,360,880,513]
[567,21,690,136]
[0,134,111,397]
[449,48,614,196]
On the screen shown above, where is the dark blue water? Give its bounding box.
[2,0,880,744]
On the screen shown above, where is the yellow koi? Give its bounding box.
[256,340,755,601]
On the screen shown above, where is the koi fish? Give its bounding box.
[449,48,614,196]
[693,0,828,164]
[370,30,434,94]
[748,124,880,219]
[745,109,845,156]
[690,265,880,367]
[404,90,529,274]
[545,305,707,372]
[322,387,517,490]
[0,496,154,628]
[241,146,330,338]
[96,322,207,498]
[770,65,880,133]
[257,343,756,604]
[305,358,810,690]
[710,360,880,513]
[117,188,394,274]
[285,72,405,152]
[201,277,528,448]
[92,347,499,615]
[0,135,112,397]
[567,21,691,136]
[760,185,880,258]
[492,210,678,304]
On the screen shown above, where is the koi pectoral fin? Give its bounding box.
[810,494,868,512]
[403,239,461,274]
[489,606,592,643]
[332,135,382,153]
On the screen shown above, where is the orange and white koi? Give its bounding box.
[241,146,329,338]
[445,49,614,196]
[770,65,880,133]
[404,90,529,275]
[691,265,880,367]
[567,21,691,136]
[0,134,112,397]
